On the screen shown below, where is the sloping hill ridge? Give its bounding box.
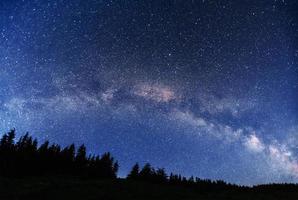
[0,177,297,200]
[0,130,297,200]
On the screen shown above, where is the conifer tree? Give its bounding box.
[127,163,140,180]
[139,163,153,181]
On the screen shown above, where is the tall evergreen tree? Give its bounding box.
[127,163,140,180]
[139,163,153,181]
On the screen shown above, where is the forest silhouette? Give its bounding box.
[0,129,297,200]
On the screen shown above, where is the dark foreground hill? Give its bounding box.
[0,130,297,200]
[0,176,298,200]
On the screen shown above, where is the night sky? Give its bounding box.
[1,0,298,185]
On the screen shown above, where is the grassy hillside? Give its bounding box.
[0,177,297,200]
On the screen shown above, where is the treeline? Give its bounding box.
[0,129,238,191]
[126,163,241,191]
[125,162,298,196]
[0,129,118,178]
[0,129,297,194]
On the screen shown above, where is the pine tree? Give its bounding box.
[113,161,119,178]
[76,144,87,162]
[139,163,152,181]
[127,163,140,180]
[155,168,167,183]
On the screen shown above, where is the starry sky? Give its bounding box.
[0,0,298,185]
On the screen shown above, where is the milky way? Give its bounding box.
[0,0,298,185]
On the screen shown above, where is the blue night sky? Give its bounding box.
[0,0,298,185]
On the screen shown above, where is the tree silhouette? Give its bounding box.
[154,168,167,183]
[0,130,118,179]
[139,163,153,181]
[1,129,298,200]
[127,163,140,180]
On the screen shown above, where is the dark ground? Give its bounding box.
[0,177,297,200]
